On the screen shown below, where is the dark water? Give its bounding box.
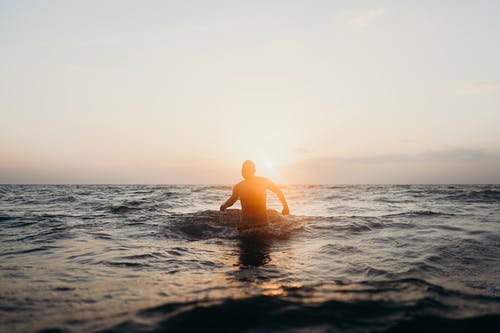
[1,185,499,332]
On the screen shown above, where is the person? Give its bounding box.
[220,160,290,229]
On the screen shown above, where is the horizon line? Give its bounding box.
[1,183,498,186]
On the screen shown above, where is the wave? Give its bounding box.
[161,209,303,241]
[158,209,459,242]
[190,185,231,192]
[109,205,142,214]
[99,278,500,333]
[48,195,78,203]
[100,261,153,269]
[382,210,456,218]
[445,188,500,203]
[1,245,60,257]
[0,214,13,222]
[163,210,236,240]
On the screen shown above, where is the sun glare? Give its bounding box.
[264,160,274,170]
[228,129,300,184]
[258,157,289,184]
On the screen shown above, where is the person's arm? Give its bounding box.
[267,180,290,215]
[220,185,239,211]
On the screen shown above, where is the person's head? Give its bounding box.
[241,160,256,179]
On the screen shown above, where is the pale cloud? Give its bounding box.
[340,8,387,28]
[417,148,490,162]
[349,148,492,164]
[457,80,500,94]
[283,148,500,184]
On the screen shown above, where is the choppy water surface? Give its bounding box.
[1,185,499,332]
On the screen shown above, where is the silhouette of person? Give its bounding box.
[220,160,290,229]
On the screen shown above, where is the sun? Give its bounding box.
[261,158,287,184]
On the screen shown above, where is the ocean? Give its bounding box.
[0,184,499,332]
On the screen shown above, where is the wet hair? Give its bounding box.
[242,160,255,169]
[241,160,256,179]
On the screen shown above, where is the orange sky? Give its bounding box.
[1,1,500,183]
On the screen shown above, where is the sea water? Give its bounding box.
[0,185,499,332]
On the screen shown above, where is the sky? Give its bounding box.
[1,0,499,184]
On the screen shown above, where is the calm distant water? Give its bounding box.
[1,185,499,332]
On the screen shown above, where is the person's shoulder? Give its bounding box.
[256,176,272,184]
[234,180,245,189]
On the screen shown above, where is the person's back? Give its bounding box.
[237,176,269,222]
[220,160,289,229]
